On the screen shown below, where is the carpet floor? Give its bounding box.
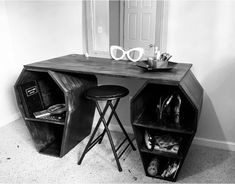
[0,118,235,183]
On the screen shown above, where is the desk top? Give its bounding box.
[25,54,192,83]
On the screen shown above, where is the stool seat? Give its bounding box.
[85,85,129,101]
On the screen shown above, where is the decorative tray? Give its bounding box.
[136,61,177,72]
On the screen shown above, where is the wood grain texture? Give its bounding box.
[15,69,97,157]
[49,71,97,156]
[24,54,192,83]
[179,70,204,118]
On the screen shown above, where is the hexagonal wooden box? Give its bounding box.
[15,69,97,157]
[131,70,203,182]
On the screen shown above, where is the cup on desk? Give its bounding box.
[147,57,168,69]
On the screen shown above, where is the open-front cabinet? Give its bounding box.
[15,69,97,157]
[131,72,203,182]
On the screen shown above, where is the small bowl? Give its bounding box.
[147,58,168,69]
[155,60,168,68]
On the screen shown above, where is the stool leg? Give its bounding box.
[109,102,136,151]
[78,102,110,165]
[96,102,123,172]
[77,120,101,165]
[98,99,120,144]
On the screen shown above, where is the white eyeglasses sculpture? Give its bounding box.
[110,45,144,62]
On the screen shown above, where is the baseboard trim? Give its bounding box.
[193,137,235,152]
[99,124,235,152]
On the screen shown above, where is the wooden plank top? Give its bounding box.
[24,54,192,83]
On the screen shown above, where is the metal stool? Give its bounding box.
[77,85,136,171]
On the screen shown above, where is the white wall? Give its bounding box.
[166,0,235,147]
[0,0,83,127]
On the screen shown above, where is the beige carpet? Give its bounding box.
[0,118,235,183]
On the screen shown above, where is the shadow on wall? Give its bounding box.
[179,92,230,180]
[195,92,227,147]
[178,60,235,180]
[196,59,235,146]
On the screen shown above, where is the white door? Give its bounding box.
[123,0,157,58]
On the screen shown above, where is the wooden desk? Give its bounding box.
[25,54,192,83]
[16,54,203,182]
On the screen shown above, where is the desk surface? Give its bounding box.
[25,54,192,83]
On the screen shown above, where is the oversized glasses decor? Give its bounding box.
[110,45,144,62]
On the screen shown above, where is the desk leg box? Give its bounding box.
[15,69,97,157]
[131,71,203,182]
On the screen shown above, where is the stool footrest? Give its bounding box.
[115,137,128,153]
[87,134,103,152]
[117,137,135,159]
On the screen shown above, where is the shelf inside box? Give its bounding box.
[133,108,194,134]
[146,173,177,182]
[133,119,193,134]
[25,117,65,125]
[23,120,64,157]
[142,153,182,181]
[140,146,183,159]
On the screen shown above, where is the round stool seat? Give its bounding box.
[85,85,129,101]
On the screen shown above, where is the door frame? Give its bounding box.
[83,0,110,58]
[119,0,168,52]
[83,0,168,57]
